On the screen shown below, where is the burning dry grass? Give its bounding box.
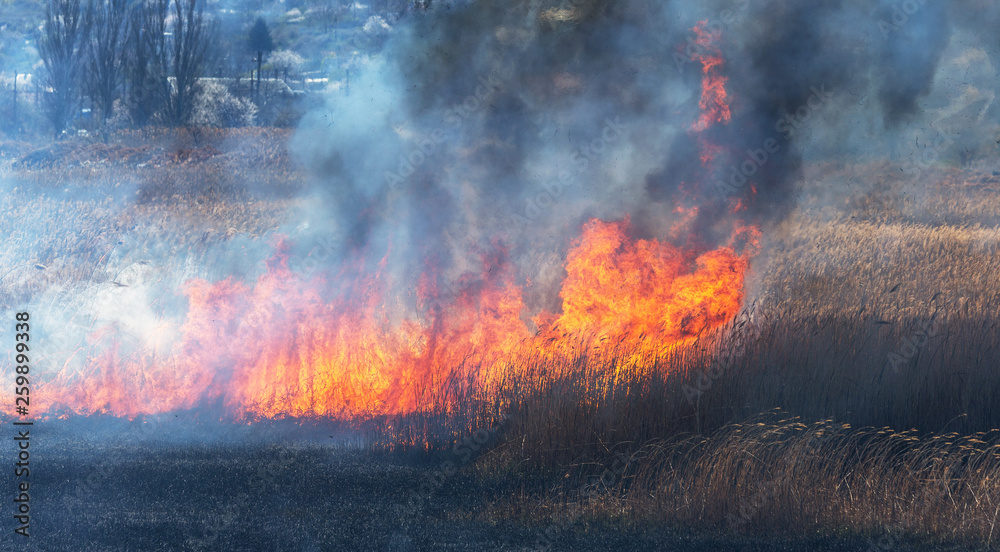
[372,330,1000,543]
[3,137,999,545]
[367,162,1000,545]
[399,320,1000,544]
[376,285,999,460]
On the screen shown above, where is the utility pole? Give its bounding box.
[256,52,262,97]
[12,72,17,137]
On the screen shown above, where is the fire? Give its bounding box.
[24,220,756,420]
[534,218,756,356]
[689,21,731,132]
[13,21,759,421]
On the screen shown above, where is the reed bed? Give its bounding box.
[4,136,1000,544]
[503,415,1000,546]
[371,196,1000,543]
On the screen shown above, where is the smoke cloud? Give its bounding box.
[290,0,992,314]
[9,0,999,419]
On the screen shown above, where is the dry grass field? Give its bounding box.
[0,128,306,311]
[369,160,1000,546]
[3,129,1000,549]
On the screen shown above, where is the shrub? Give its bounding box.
[188,80,257,128]
[268,50,304,82]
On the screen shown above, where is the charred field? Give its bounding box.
[2,420,902,552]
[4,1,1000,551]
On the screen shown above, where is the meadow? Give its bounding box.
[3,130,1000,549]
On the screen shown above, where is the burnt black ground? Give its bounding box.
[0,419,982,552]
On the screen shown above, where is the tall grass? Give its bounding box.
[6,134,1000,543]
[585,416,1000,545]
[375,293,1000,457]
[0,128,306,308]
[370,205,1000,541]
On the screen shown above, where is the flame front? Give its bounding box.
[534,218,755,355]
[28,218,756,420]
[19,21,759,421]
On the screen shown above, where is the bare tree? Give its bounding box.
[124,0,169,127]
[165,0,212,126]
[84,0,130,134]
[317,2,337,32]
[37,0,90,138]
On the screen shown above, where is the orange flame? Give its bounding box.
[23,219,757,420]
[15,22,760,421]
[534,218,755,356]
[689,20,731,132]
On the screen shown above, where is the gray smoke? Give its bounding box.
[290,0,997,313]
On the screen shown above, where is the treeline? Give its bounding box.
[36,0,214,138]
[4,0,435,140]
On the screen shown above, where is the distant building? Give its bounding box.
[167,76,306,99]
